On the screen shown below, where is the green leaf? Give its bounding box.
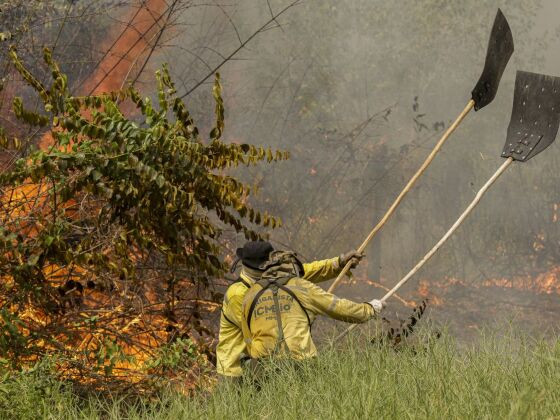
[27,254,40,266]
[156,174,165,188]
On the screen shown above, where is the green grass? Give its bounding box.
[2,329,560,419]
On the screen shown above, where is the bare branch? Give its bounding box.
[125,0,181,89]
[267,0,285,33]
[178,0,302,99]
[216,3,242,45]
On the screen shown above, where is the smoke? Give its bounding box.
[165,0,560,337]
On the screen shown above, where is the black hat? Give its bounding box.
[232,240,274,271]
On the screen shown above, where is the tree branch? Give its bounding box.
[178,0,302,99]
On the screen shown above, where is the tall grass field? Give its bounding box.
[2,329,560,419]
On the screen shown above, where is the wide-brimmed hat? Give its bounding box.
[231,240,274,271]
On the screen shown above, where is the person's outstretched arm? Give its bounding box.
[302,250,364,283]
[295,279,381,323]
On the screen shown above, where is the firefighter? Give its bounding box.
[216,240,364,379]
[240,250,384,363]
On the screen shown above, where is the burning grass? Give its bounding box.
[415,265,560,307]
[3,327,560,419]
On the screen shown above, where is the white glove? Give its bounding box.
[369,299,385,314]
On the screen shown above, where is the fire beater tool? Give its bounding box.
[335,70,560,342]
[328,9,514,293]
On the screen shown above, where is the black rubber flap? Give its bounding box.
[502,70,560,162]
[471,9,514,111]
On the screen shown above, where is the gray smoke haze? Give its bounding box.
[164,0,560,337]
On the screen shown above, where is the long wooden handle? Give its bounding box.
[327,99,476,294]
[333,157,514,343]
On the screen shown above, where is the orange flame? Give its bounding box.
[40,0,170,148]
[417,280,444,305]
[415,266,560,307]
[0,1,189,387]
[83,0,169,95]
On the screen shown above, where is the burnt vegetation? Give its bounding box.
[372,300,440,352]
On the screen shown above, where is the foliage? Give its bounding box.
[0,46,288,387]
[0,0,120,171]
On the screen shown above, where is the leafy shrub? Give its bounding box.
[0,47,288,389]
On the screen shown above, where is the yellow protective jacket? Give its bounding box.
[216,257,341,377]
[240,263,374,360]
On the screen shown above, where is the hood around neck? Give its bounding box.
[240,265,264,284]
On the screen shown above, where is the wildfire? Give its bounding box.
[0,0,214,390]
[417,280,444,305]
[40,0,170,148]
[481,267,560,295]
[413,266,560,307]
[85,0,169,95]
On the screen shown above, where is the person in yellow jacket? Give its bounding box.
[216,241,364,378]
[240,250,384,361]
